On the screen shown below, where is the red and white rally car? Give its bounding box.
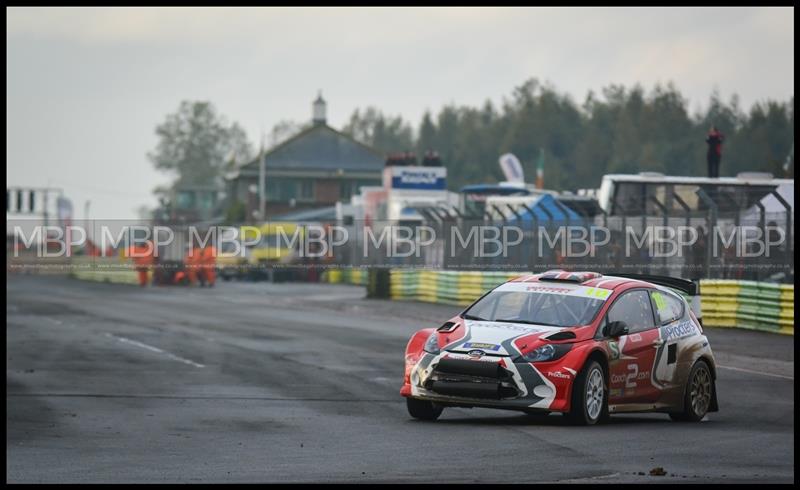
[401,271,718,425]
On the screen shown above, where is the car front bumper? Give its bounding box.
[402,351,573,412]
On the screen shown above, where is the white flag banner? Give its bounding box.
[499,153,525,183]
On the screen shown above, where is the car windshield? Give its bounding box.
[463,288,606,328]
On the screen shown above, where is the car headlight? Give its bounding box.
[518,343,572,363]
[423,332,440,354]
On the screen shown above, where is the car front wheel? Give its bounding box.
[567,360,608,425]
[406,398,443,421]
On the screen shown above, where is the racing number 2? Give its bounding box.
[626,363,638,388]
[611,363,640,388]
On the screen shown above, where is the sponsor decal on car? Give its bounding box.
[652,291,668,310]
[608,340,620,360]
[463,342,501,351]
[611,364,650,387]
[582,287,612,299]
[662,320,697,341]
[547,370,572,379]
[498,282,613,301]
[525,285,574,294]
[444,353,503,363]
[468,321,541,332]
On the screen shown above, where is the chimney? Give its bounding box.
[312,91,326,125]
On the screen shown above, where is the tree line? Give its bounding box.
[341,79,794,191]
[149,79,794,198]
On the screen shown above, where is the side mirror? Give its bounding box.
[605,320,629,338]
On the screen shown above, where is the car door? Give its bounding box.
[603,289,661,404]
[649,288,695,388]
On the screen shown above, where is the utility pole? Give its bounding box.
[84,200,91,242]
[258,132,266,222]
[43,191,49,228]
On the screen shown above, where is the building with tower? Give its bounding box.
[225,93,385,221]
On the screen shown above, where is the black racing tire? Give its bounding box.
[406,398,443,421]
[669,359,712,422]
[567,360,608,426]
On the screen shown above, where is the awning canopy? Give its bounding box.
[505,194,582,223]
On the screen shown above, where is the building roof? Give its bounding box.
[500,194,582,223]
[236,124,384,177]
[460,184,531,196]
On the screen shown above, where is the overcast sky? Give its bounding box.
[6,7,794,219]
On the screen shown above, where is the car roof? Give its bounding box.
[510,271,652,291]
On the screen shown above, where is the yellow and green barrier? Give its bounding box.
[701,280,793,335]
[389,269,526,306]
[381,270,794,336]
[69,256,143,285]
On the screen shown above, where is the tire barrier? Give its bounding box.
[701,280,794,336]
[320,268,369,286]
[379,270,794,336]
[70,261,794,336]
[367,268,391,299]
[389,269,527,306]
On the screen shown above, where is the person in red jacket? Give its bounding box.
[705,125,725,178]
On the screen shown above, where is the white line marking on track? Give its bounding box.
[104,333,205,368]
[717,364,793,380]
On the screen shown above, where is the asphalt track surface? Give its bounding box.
[6,275,795,483]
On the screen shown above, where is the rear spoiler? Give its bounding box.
[609,273,702,325]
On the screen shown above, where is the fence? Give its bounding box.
[329,211,794,284]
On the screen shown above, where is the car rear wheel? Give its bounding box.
[406,398,443,421]
[567,360,608,425]
[669,359,712,422]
